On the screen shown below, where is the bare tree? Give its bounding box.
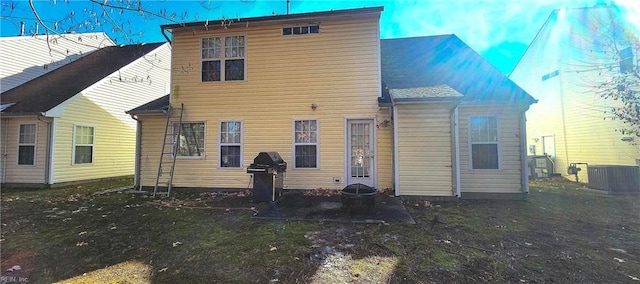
[570,8,640,141]
[0,0,246,44]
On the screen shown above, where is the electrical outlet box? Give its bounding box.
[333,177,341,183]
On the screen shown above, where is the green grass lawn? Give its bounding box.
[1,178,639,283]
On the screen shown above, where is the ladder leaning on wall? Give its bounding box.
[154,103,184,197]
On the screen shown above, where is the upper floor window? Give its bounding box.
[283,25,319,36]
[18,124,36,165]
[219,121,242,168]
[469,116,499,170]
[202,36,245,82]
[619,46,633,73]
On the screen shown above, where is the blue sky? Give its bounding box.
[1,0,638,74]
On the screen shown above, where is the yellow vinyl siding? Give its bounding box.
[396,103,455,196]
[137,12,391,190]
[52,95,136,183]
[527,70,640,182]
[458,105,524,193]
[0,117,49,184]
[51,44,171,184]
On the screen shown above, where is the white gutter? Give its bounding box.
[48,117,57,185]
[453,106,461,197]
[1,119,8,183]
[392,104,400,196]
[37,113,53,185]
[520,110,530,193]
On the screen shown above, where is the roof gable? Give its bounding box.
[0,32,114,93]
[381,35,535,104]
[1,42,165,115]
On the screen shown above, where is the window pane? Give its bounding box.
[283,27,292,35]
[472,144,498,169]
[202,60,221,81]
[295,145,317,168]
[19,124,36,143]
[225,59,244,81]
[220,146,241,167]
[175,123,205,157]
[309,25,319,33]
[75,146,93,164]
[18,145,35,165]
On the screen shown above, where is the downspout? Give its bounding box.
[520,108,530,194]
[130,114,142,190]
[37,113,53,186]
[452,103,462,198]
[161,27,172,45]
[1,119,8,183]
[391,96,400,196]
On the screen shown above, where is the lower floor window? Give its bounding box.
[173,122,205,157]
[220,121,242,167]
[18,124,36,165]
[469,116,499,169]
[294,120,318,168]
[471,144,499,169]
[73,125,94,164]
[295,145,317,168]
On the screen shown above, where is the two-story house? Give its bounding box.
[128,7,536,199]
[510,5,639,182]
[1,39,171,187]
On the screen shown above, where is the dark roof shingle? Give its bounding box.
[1,42,165,115]
[381,35,535,104]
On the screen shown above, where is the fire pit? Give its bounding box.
[341,183,376,209]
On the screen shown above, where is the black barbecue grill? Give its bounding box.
[247,152,287,202]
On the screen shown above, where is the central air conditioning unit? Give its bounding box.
[587,165,640,194]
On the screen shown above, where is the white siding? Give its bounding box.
[396,103,455,196]
[458,105,524,193]
[0,33,114,93]
[0,117,50,184]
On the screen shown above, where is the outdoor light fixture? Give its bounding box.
[311,103,318,110]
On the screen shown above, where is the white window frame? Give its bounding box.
[172,122,206,159]
[72,125,95,165]
[282,24,320,36]
[468,116,501,170]
[201,35,246,82]
[293,119,319,169]
[218,121,243,168]
[18,123,37,166]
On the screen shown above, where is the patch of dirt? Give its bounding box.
[304,226,397,283]
[0,249,37,280]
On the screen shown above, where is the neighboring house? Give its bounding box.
[510,6,639,182]
[128,7,535,198]
[0,42,171,187]
[0,32,115,93]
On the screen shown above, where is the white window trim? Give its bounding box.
[72,124,95,165]
[218,120,243,169]
[282,24,320,36]
[292,119,320,169]
[172,121,206,160]
[200,34,247,83]
[468,115,502,171]
[17,123,37,166]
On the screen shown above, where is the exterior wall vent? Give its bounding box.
[587,165,640,193]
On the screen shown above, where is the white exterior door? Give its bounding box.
[542,135,555,159]
[346,120,375,187]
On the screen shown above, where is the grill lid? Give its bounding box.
[249,152,287,171]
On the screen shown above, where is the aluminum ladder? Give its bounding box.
[154,103,184,197]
